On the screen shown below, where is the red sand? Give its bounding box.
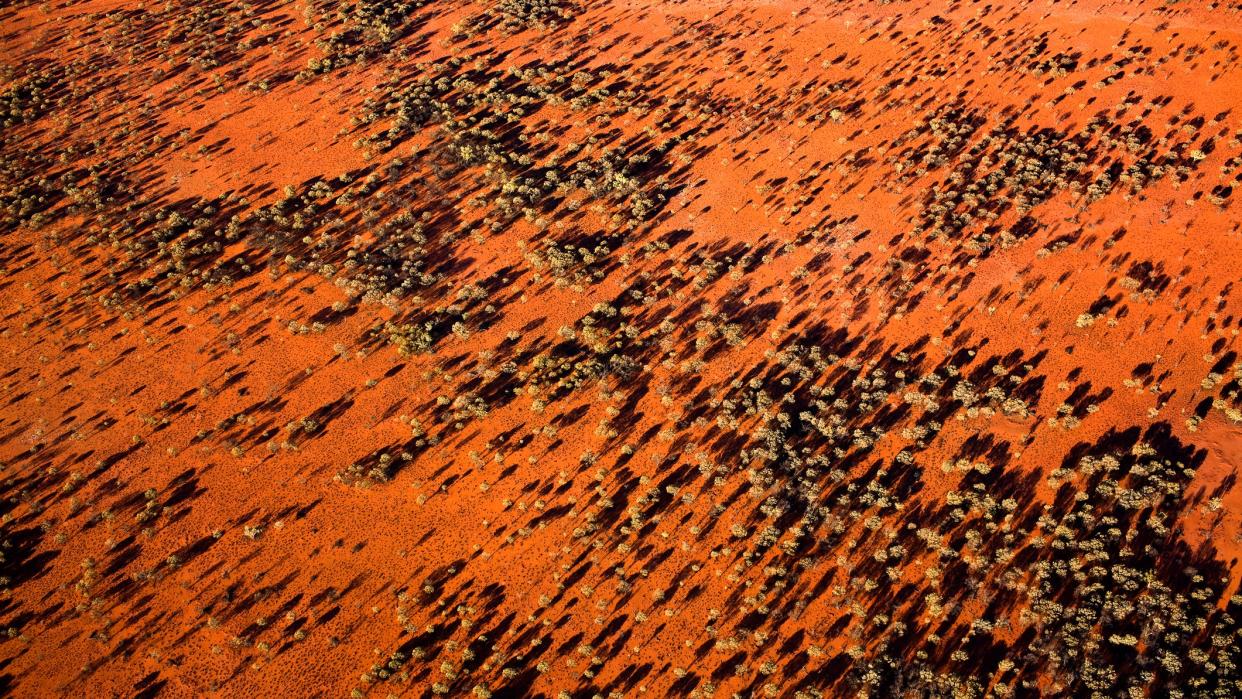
[2,0,1242,696]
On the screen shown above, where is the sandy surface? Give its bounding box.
[3,0,1242,696]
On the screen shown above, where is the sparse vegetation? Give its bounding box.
[0,0,1239,697]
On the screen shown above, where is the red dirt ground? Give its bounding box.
[2,0,1242,697]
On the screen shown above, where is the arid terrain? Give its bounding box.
[2,0,1242,696]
